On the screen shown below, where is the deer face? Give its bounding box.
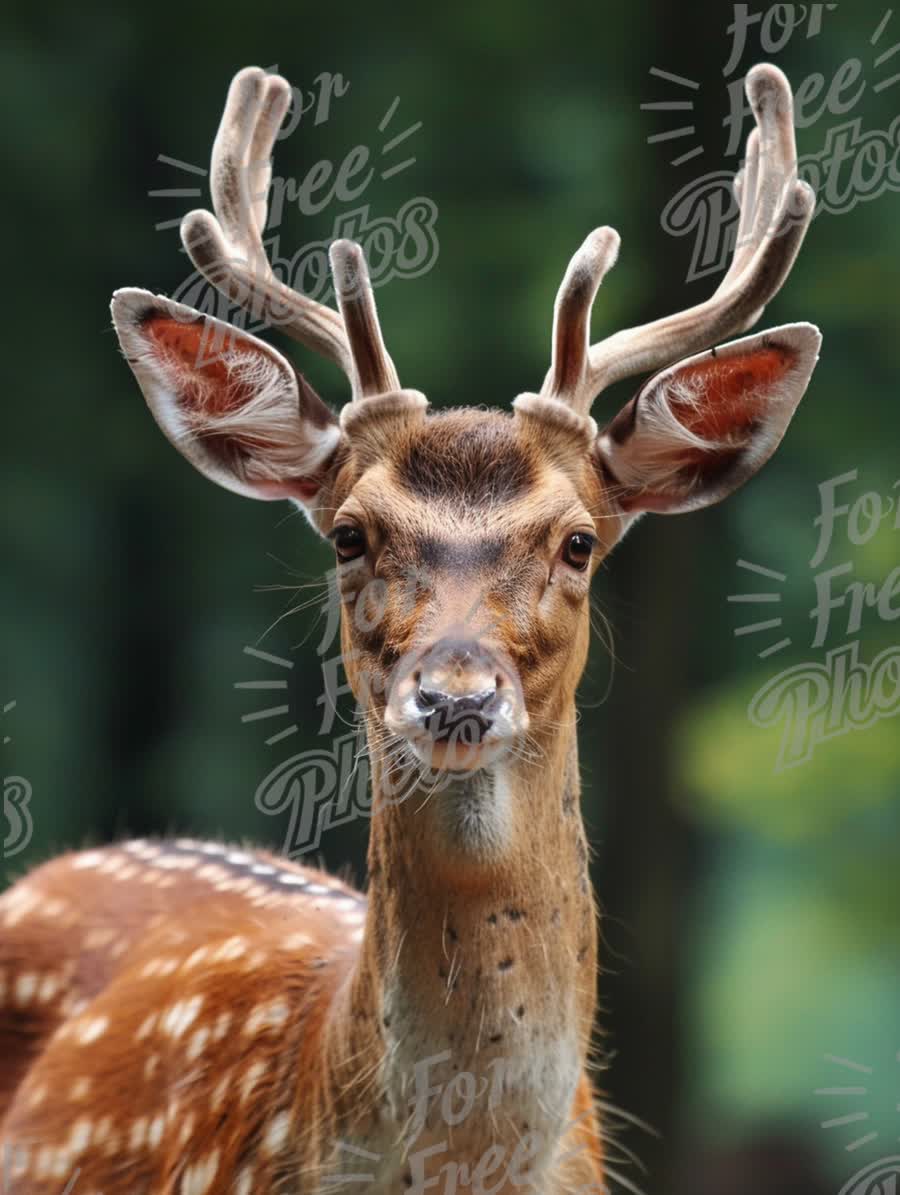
[324,407,614,775]
[111,63,822,786]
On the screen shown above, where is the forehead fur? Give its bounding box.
[327,404,616,549]
[391,409,536,504]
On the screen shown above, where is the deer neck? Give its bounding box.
[325,705,597,1174]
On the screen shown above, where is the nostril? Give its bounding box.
[416,687,496,714]
[417,687,448,712]
[455,688,497,714]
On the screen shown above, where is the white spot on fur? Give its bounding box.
[51,1149,72,1180]
[72,852,105,869]
[262,1110,292,1156]
[212,1011,232,1041]
[93,1116,112,1145]
[35,1146,54,1179]
[130,1117,148,1150]
[181,1149,219,1195]
[8,1145,29,1178]
[241,1061,267,1103]
[136,1012,158,1040]
[211,1070,231,1110]
[245,999,290,1036]
[85,927,117,949]
[39,973,61,1003]
[183,946,209,970]
[77,1015,109,1045]
[212,936,247,962]
[281,932,313,951]
[148,1114,165,1148]
[69,1119,93,1155]
[178,1113,196,1147]
[140,957,178,978]
[15,972,37,1005]
[1,885,39,926]
[161,995,203,1038]
[196,864,229,883]
[186,1026,210,1061]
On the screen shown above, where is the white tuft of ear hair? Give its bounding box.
[597,322,821,515]
[110,288,341,503]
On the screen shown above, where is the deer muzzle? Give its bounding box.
[385,636,527,772]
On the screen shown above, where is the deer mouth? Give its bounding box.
[414,735,508,774]
[386,710,520,774]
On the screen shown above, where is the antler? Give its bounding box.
[542,64,815,413]
[180,67,398,399]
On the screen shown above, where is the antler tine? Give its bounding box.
[563,63,814,412]
[245,73,292,242]
[540,228,620,403]
[181,67,362,382]
[329,240,400,398]
[721,66,798,290]
[728,127,760,282]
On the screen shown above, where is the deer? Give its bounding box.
[0,62,819,1194]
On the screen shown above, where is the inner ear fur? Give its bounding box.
[110,288,342,504]
[596,322,821,515]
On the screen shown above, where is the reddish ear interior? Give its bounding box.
[111,290,342,506]
[598,325,821,516]
[145,314,304,488]
[665,346,791,442]
[145,316,256,418]
[143,315,322,492]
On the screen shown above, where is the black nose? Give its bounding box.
[416,686,498,744]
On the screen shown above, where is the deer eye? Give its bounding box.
[561,532,595,571]
[332,525,366,563]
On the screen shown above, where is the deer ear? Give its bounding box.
[597,323,822,515]
[110,289,342,506]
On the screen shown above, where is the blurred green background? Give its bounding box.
[2,2,898,1191]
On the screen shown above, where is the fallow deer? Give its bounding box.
[0,63,820,1194]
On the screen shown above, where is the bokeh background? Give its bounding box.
[2,2,899,1191]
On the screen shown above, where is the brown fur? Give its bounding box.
[0,407,615,1194]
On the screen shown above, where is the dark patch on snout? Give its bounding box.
[418,536,507,571]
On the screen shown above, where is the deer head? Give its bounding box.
[111,64,820,862]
